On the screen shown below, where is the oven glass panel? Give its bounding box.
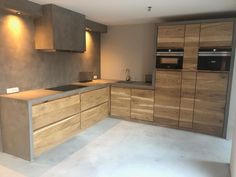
[160,58,179,64]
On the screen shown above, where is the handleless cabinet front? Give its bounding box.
[157,25,185,48]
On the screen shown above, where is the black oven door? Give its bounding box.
[156,56,183,69]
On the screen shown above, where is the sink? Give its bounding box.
[46,84,88,91]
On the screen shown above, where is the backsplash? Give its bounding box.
[0,14,101,95]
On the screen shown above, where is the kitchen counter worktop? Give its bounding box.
[0,79,154,104]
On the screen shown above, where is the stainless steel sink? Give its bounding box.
[46,84,88,91]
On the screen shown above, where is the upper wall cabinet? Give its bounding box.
[157,25,185,48]
[35,4,85,52]
[200,22,234,47]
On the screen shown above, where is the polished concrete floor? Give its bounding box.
[0,118,232,177]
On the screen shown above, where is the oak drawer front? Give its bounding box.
[33,114,80,156]
[81,102,108,129]
[81,87,109,111]
[111,87,131,119]
[131,89,154,121]
[32,94,80,131]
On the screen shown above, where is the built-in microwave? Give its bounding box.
[156,49,183,69]
[198,48,231,71]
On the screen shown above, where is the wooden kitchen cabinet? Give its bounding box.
[157,25,185,48]
[81,102,109,129]
[179,71,197,129]
[193,72,229,136]
[111,87,131,119]
[200,22,234,47]
[131,89,154,122]
[32,94,80,130]
[81,87,109,111]
[183,24,200,71]
[33,113,81,156]
[154,71,182,127]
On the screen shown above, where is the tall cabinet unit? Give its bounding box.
[154,71,182,127]
[155,20,234,137]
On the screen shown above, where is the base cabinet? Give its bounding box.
[154,71,182,127]
[81,102,109,129]
[111,87,131,119]
[33,114,81,156]
[179,72,196,129]
[193,72,228,136]
[131,89,154,121]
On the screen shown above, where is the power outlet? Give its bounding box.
[6,87,19,94]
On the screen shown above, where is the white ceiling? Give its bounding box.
[30,0,236,25]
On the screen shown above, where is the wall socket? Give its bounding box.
[6,87,19,94]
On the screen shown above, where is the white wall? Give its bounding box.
[101,24,156,81]
[231,124,236,177]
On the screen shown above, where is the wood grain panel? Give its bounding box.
[183,47,198,71]
[111,87,131,119]
[81,87,109,111]
[157,25,185,48]
[200,22,234,47]
[179,72,197,129]
[154,71,182,127]
[33,114,80,156]
[32,94,80,130]
[81,102,108,129]
[131,89,154,121]
[193,72,228,136]
[184,24,200,47]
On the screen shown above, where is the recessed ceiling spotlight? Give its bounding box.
[16,11,21,15]
[148,6,152,12]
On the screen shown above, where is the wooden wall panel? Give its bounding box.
[154,71,182,127]
[111,87,131,119]
[131,89,154,121]
[193,72,228,136]
[179,72,197,129]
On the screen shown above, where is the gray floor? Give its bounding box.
[0,118,232,177]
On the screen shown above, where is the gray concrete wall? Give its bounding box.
[0,13,101,94]
[0,13,101,151]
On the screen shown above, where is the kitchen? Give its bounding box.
[0,0,236,177]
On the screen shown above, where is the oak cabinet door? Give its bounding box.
[193,72,228,136]
[183,24,200,71]
[200,22,234,47]
[157,25,185,48]
[179,72,197,129]
[131,89,154,121]
[111,87,131,119]
[154,71,182,127]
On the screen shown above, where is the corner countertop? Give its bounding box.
[0,79,154,104]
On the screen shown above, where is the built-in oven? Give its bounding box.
[156,49,184,69]
[198,48,231,71]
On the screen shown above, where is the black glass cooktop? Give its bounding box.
[46,84,87,91]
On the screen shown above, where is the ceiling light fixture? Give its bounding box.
[148,6,152,12]
[16,11,21,15]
